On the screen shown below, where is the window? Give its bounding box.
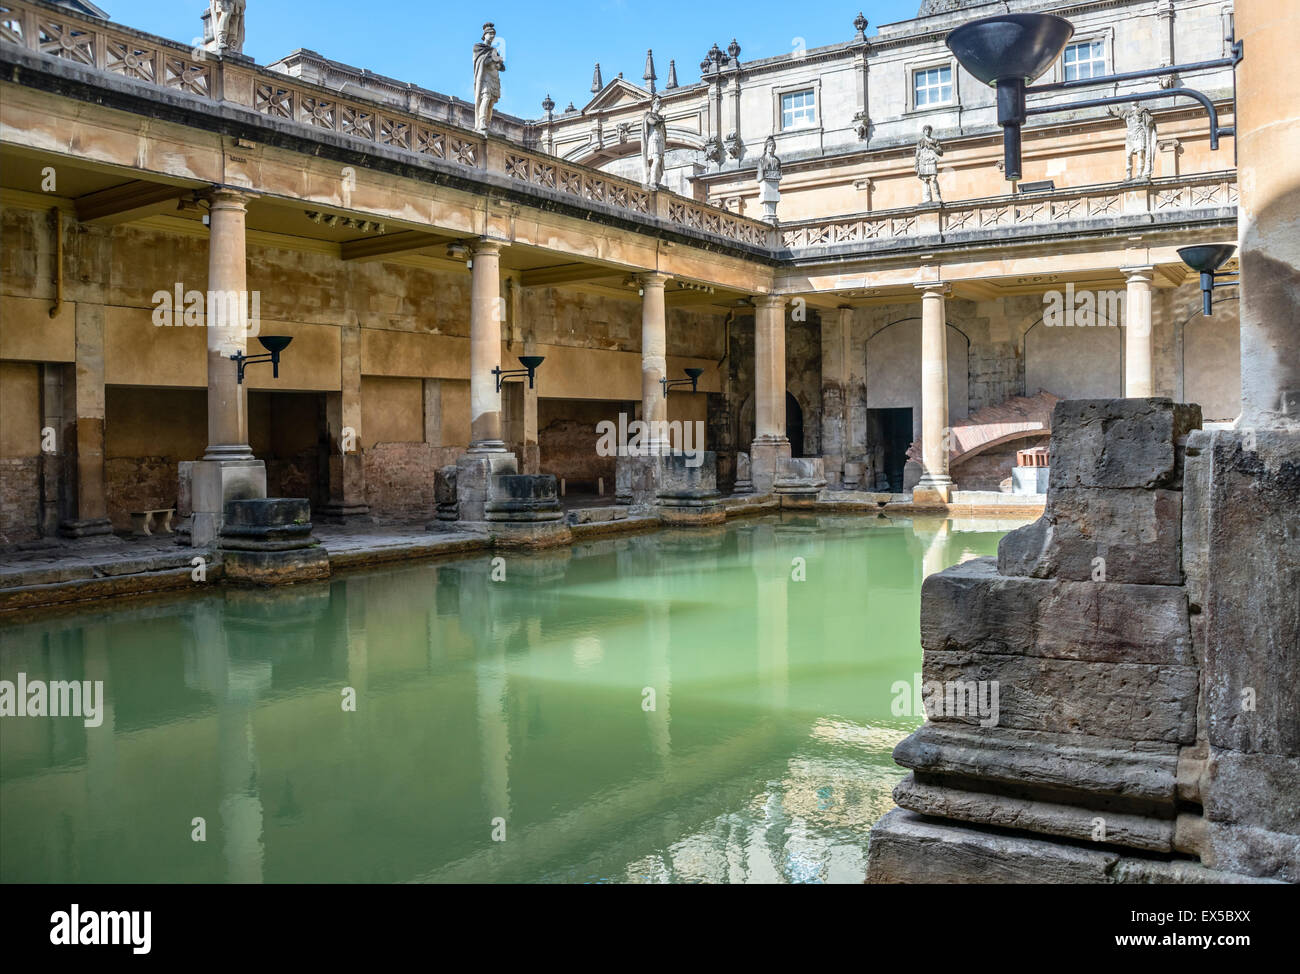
[913,65,953,108]
[780,89,817,130]
[1063,39,1107,81]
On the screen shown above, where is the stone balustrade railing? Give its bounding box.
[780,172,1238,251]
[0,0,776,252]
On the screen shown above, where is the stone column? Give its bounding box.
[1122,266,1155,398]
[468,239,506,453]
[915,283,953,504]
[1238,0,1300,428]
[820,306,853,485]
[639,272,671,454]
[456,239,517,522]
[191,188,265,547]
[750,294,790,492]
[58,220,112,537]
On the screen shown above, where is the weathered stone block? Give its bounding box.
[922,648,1198,742]
[921,558,1193,665]
[1202,749,1300,834]
[434,465,458,523]
[455,452,517,523]
[655,452,724,525]
[892,722,1179,801]
[219,497,329,585]
[485,474,564,522]
[998,488,1183,584]
[1185,429,1300,757]
[732,451,753,494]
[1048,398,1202,490]
[773,457,826,508]
[893,774,1175,852]
[865,808,1265,884]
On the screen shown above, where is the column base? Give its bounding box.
[456,452,517,523]
[191,458,267,547]
[773,457,827,509]
[912,474,953,506]
[749,437,791,494]
[467,439,509,454]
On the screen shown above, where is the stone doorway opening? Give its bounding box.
[786,392,804,458]
[869,407,912,492]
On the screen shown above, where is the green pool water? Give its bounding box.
[0,513,1024,884]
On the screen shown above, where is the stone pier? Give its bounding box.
[866,397,1296,883]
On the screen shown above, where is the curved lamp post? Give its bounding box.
[1178,244,1238,316]
[661,367,704,398]
[231,335,293,384]
[946,12,1242,182]
[492,355,545,392]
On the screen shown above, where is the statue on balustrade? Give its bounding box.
[915,125,943,205]
[642,94,667,191]
[1110,102,1156,180]
[472,23,506,135]
[203,0,246,56]
[756,136,782,224]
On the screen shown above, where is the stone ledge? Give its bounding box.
[893,773,1176,852]
[865,808,1274,884]
[893,722,1180,801]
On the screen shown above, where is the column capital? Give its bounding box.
[914,282,952,295]
[1120,265,1155,280]
[637,271,671,288]
[753,293,787,310]
[471,238,504,258]
[203,186,258,209]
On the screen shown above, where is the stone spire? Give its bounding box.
[643,49,657,93]
[591,62,603,93]
[665,59,678,89]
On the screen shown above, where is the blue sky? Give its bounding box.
[103,0,923,118]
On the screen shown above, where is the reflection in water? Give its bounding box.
[0,513,1019,883]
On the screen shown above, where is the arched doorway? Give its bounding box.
[786,392,804,458]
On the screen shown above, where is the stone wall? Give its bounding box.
[868,398,1233,882]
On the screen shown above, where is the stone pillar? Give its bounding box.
[191,189,266,547]
[820,306,853,486]
[1238,0,1300,428]
[1182,0,1300,882]
[914,283,952,504]
[319,321,369,522]
[57,218,112,538]
[639,272,671,453]
[1122,266,1155,398]
[750,294,790,492]
[468,239,506,453]
[204,189,254,458]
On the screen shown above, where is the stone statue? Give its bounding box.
[472,23,505,135]
[641,94,667,191]
[915,124,943,204]
[1111,102,1156,179]
[203,0,246,56]
[756,136,782,224]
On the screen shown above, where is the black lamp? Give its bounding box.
[946,12,1241,183]
[492,355,545,392]
[661,367,704,397]
[1178,244,1238,316]
[231,335,293,384]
